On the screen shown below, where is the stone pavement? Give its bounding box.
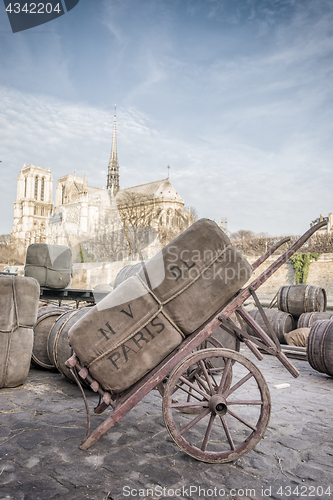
[0,347,332,500]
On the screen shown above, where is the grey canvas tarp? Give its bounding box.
[24,243,72,289]
[0,276,40,388]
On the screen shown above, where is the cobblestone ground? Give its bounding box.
[0,347,332,500]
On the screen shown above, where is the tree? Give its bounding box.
[0,234,25,265]
[117,192,158,259]
[230,229,255,241]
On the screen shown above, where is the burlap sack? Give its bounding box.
[138,218,252,335]
[24,244,72,289]
[69,219,251,393]
[284,328,310,347]
[69,275,183,392]
[0,276,39,388]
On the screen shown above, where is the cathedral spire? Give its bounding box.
[107,106,120,194]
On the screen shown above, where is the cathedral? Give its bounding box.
[11,112,194,261]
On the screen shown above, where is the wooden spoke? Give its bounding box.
[179,375,210,400]
[173,382,204,402]
[156,336,232,415]
[218,357,232,395]
[227,400,263,406]
[171,401,208,409]
[179,408,211,436]
[223,372,254,398]
[219,415,235,451]
[201,413,216,451]
[227,408,258,431]
[199,359,215,394]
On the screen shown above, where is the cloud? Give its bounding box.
[1,0,333,239]
[1,80,333,239]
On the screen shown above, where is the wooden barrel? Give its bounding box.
[247,309,294,344]
[47,307,91,383]
[277,285,326,317]
[113,262,144,288]
[297,312,333,329]
[32,305,71,369]
[307,319,333,376]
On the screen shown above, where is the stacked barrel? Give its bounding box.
[32,304,91,383]
[247,285,328,346]
[247,283,333,378]
[277,284,329,347]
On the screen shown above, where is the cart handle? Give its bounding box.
[252,237,291,270]
[221,220,327,316]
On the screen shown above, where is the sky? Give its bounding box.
[1,0,333,237]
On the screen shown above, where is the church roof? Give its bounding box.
[115,178,184,204]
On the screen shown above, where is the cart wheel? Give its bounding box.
[156,337,233,414]
[162,348,271,463]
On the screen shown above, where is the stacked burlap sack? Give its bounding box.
[24,243,72,288]
[0,275,39,388]
[68,219,252,393]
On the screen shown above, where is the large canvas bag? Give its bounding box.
[24,243,72,289]
[68,276,183,392]
[0,275,40,388]
[69,219,252,393]
[137,218,252,335]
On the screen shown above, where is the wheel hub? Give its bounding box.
[208,394,227,416]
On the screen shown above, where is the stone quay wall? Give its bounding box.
[8,253,333,308]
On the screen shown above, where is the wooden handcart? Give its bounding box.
[66,221,326,463]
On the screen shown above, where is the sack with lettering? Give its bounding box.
[68,275,184,392]
[68,218,251,393]
[0,275,40,388]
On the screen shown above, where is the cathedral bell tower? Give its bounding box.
[107,108,120,195]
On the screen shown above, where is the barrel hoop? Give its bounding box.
[302,285,308,313]
[86,245,232,369]
[317,321,329,373]
[314,321,325,373]
[308,320,329,373]
[280,286,291,314]
[313,286,320,311]
[321,320,333,375]
[47,309,72,365]
[34,311,66,328]
[306,312,314,328]
[52,309,80,373]
[31,350,54,369]
[323,288,327,311]
[278,313,285,343]
[307,321,320,372]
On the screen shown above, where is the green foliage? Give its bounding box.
[289,253,320,284]
[74,247,95,263]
